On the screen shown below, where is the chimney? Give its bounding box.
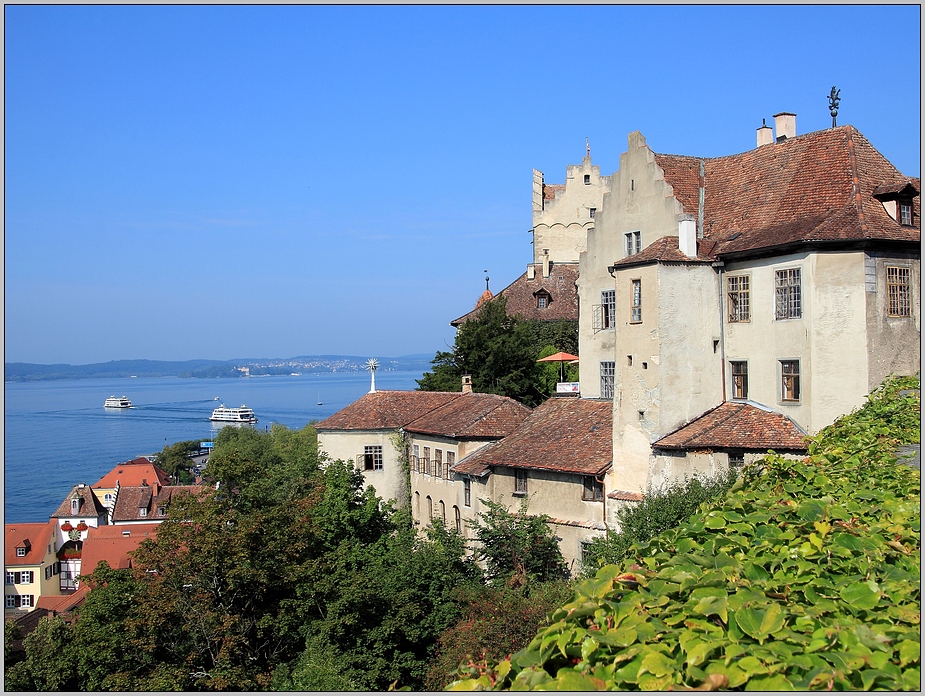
[462,375,473,394]
[773,112,796,142]
[142,479,148,487]
[678,215,697,257]
[153,481,160,496]
[756,118,774,147]
[527,264,535,280]
[542,249,550,278]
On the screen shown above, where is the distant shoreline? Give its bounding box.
[5,355,434,382]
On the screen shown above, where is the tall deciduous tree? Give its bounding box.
[418,296,545,406]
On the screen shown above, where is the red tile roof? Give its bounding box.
[653,401,808,451]
[452,263,579,325]
[315,390,464,431]
[110,484,204,522]
[613,236,716,268]
[648,126,919,262]
[453,397,612,476]
[93,457,170,488]
[5,521,56,566]
[404,393,531,438]
[36,586,88,614]
[50,485,108,519]
[544,183,565,201]
[608,490,645,502]
[80,523,160,574]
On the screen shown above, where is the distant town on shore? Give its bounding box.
[4,354,435,382]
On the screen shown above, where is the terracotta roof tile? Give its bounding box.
[544,183,565,200]
[80,523,160,575]
[5,521,56,566]
[36,586,89,614]
[649,126,919,260]
[452,263,579,325]
[453,398,612,476]
[608,490,645,502]
[653,401,807,451]
[93,458,170,488]
[111,484,204,522]
[50,485,108,519]
[404,393,531,438]
[613,236,716,268]
[315,390,463,431]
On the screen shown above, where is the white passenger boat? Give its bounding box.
[104,395,133,409]
[210,404,258,423]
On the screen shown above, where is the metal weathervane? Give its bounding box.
[828,86,841,127]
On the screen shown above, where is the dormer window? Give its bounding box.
[16,547,26,557]
[534,289,552,309]
[70,498,80,515]
[139,507,147,518]
[900,201,913,226]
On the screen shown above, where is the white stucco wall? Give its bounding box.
[316,429,405,505]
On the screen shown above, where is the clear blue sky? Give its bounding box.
[5,5,920,364]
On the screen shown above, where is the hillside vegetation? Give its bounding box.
[449,375,920,691]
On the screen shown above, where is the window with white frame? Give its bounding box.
[887,266,912,317]
[600,361,615,400]
[5,572,14,585]
[5,595,15,609]
[464,479,471,507]
[780,360,801,402]
[775,268,802,319]
[726,275,750,322]
[601,289,615,329]
[514,469,528,495]
[631,279,642,322]
[625,230,641,256]
[16,548,26,558]
[730,361,748,400]
[900,201,913,226]
[537,295,548,309]
[413,444,420,472]
[364,445,383,471]
[20,594,32,608]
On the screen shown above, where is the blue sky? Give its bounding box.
[5,4,920,364]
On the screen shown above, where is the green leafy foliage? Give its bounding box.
[417,296,546,406]
[154,439,202,483]
[468,498,570,585]
[583,469,739,574]
[448,375,921,691]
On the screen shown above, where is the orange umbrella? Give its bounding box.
[537,352,579,382]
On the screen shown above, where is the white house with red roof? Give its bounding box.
[4,521,62,615]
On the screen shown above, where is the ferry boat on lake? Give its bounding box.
[210,404,258,424]
[103,395,133,409]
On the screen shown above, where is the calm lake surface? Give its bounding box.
[4,371,424,524]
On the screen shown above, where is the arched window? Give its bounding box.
[426,496,433,520]
[440,500,446,523]
[414,492,420,521]
[453,506,461,534]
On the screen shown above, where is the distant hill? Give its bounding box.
[4,354,435,382]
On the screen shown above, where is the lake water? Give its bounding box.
[4,371,424,524]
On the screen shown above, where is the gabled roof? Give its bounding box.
[314,390,463,431]
[110,484,203,522]
[652,401,807,451]
[93,457,170,488]
[451,263,579,326]
[80,523,160,575]
[453,397,612,476]
[50,485,108,519]
[651,126,919,261]
[613,236,717,269]
[404,393,531,439]
[36,586,89,614]
[5,521,56,565]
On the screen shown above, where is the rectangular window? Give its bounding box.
[589,207,596,218]
[600,361,615,400]
[726,275,750,322]
[5,596,15,609]
[413,445,420,473]
[20,595,32,608]
[582,476,604,501]
[45,565,52,581]
[537,295,547,309]
[464,479,471,507]
[446,451,455,479]
[364,445,383,471]
[601,289,615,329]
[900,202,913,226]
[630,279,642,323]
[775,268,802,319]
[514,469,528,495]
[139,508,147,517]
[728,452,745,468]
[434,449,443,478]
[21,571,33,584]
[730,361,748,400]
[421,447,430,475]
[780,360,801,402]
[624,230,641,256]
[5,572,13,585]
[887,266,912,317]
[16,548,26,557]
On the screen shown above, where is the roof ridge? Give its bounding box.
[844,126,868,235]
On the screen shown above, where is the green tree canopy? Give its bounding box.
[418,296,546,406]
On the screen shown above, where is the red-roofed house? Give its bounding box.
[450,397,613,573]
[5,521,62,615]
[561,115,919,506]
[93,457,170,511]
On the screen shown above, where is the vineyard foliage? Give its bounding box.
[448,375,921,691]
